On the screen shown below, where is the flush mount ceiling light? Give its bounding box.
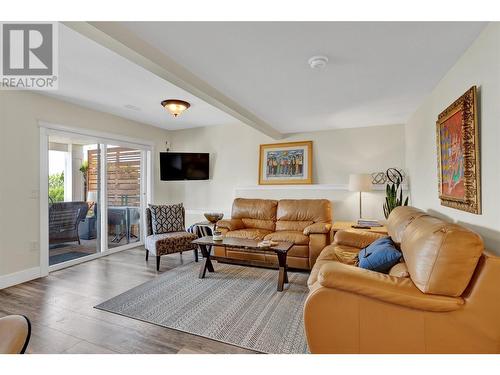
[308,55,329,69]
[161,99,191,118]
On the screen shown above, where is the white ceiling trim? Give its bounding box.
[63,21,283,139]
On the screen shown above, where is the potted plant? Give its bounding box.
[383,168,409,219]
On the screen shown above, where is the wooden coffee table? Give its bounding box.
[192,236,294,292]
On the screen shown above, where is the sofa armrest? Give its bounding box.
[318,262,464,312]
[333,229,385,249]
[216,218,244,231]
[304,222,332,236]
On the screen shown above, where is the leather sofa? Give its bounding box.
[304,206,500,353]
[0,315,31,354]
[216,198,332,270]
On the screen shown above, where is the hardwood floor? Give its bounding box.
[0,247,256,354]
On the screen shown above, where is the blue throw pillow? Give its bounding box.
[358,236,401,273]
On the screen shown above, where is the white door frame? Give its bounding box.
[39,121,154,276]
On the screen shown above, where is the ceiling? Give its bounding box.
[120,21,486,133]
[44,22,486,135]
[44,24,239,130]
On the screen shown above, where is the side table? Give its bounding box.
[331,221,388,241]
[187,221,217,260]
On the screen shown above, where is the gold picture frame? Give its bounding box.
[436,86,481,214]
[259,141,313,185]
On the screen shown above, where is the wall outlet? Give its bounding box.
[29,241,39,252]
[30,190,40,199]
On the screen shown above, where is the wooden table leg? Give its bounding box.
[277,252,289,292]
[198,244,215,279]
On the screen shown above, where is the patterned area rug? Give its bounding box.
[95,262,309,353]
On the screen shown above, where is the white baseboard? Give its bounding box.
[0,267,41,290]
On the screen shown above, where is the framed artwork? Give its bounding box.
[436,86,481,214]
[259,141,313,185]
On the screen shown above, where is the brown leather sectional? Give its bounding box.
[0,315,30,354]
[216,198,332,270]
[304,206,500,353]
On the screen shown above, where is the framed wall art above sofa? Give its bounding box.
[436,86,481,214]
[259,141,313,185]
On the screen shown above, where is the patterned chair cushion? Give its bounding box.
[145,231,198,256]
[149,203,185,235]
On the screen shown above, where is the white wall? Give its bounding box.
[161,123,406,225]
[0,91,168,280]
[405,23,500,253]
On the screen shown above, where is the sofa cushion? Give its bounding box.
[264,230,309,245]
[241,218,276,231]
[358,237,401,273]
[231,198,277,221]
[401,215,483,297]
[386,206,427,246]
[275,220,313,232]
[149,203,184,234]
[225,228,272,240]
[277,199,331,223]
[145,231,197,256]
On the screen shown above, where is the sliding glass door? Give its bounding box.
[44,128,150,271]
[48,137,101,266]
[105,145,143,249]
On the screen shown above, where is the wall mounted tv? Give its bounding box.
[160,152,209,181]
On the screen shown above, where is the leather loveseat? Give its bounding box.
[215,198,332,270]
[304,206,500,353]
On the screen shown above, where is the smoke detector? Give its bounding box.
[308,55,329,69]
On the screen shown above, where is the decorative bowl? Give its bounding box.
[204,212,224,223]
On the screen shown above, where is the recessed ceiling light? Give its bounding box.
[124,104,141,111]
[308,55,329,69]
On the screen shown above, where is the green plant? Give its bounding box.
[383,175,409,219]
[49,172,64,202]
[79,160,89,174]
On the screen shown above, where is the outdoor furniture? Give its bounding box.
[0,315,31,354]
[108,206,141,244]
[145,207,198,271]
[192,236,294,292]
[49,202,89,245]
[79,203,98,240]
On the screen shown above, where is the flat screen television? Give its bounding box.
[160,152,209,180]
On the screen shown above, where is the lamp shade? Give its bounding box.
[348,174,372,192]
[87,191,98,202]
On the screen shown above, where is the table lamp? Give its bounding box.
[348,174,373,219]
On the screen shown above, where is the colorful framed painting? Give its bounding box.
[259,141,313,185]
[436,86,481,214]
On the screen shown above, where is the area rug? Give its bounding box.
[95,262,309,354]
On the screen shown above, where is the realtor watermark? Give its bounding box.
[0,22,58,90]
